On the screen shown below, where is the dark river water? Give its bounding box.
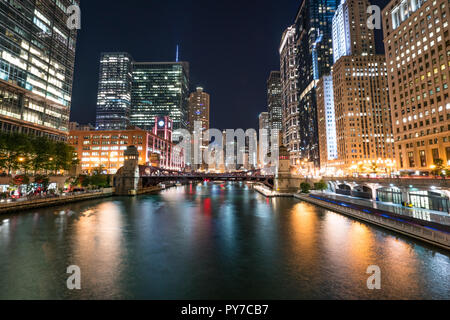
[0,183,448,300]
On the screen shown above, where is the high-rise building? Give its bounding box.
[187,87,210,170]
[333,55,394,171]
[259,112,270,132]
[279,26,300,163]
[258,112,271,170]
[332,0,394,172]
[131,62,189,132]
[332,0,375,63]
[267,71,283,134]
[316,75,338,170]
[0,0,79,140]
[95,53,133,131]
[188,87,210,134]
[282,0,338,167]
[383,0,450,171]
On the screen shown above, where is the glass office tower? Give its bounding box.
[131,62,189,132]
[293,0,338,167]
[0,0,79,140]
[95,52,133,130]
[267,71,282,134]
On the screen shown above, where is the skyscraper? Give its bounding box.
[131,62,189,132]
[316,75,338,170]
[281,0,338,167]
[188,87,210,134]
[0,0,79,140]
[95,53,133,130]
[332,0,394,172]
[332,0,375,63]
[383,0,450,171]
[333,55,393,171]
[279,26,300,163]
[188,87,210,171]
[267,71,282,135]
[258,112,270,132]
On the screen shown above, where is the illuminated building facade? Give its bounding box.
[282,0,338,167]
[153,116,173,142]
[267,71,282,134]
[95,52,133,130]
[316,75,338,170]
[279,25,300,164]
[187,87,210,171]
[0,0,79,140]
[332,0,375,63]
[131,62,189,132]
[188,87,210,134]
[383,0,450,171]
[332,0,394,173]
[333,55,394,171]
[68,126,184,175]
[258,112,270,132]
[258,112,270,169]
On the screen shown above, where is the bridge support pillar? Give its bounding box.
[364,183,381,201]
[114,146,140,196]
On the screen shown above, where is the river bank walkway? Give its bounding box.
[0,189,115,214]
[253,184,450,251]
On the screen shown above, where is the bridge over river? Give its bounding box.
[113,146,274,195]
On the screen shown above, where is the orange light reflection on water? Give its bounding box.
[72,202,124,297]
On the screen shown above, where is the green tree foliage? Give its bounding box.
[314,180,328,192]
[0,132,78,175]
[73,175,90,188]
[71,169,110,189]
[300,182,311,194]
[90,166,109,188]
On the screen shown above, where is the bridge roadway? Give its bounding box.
[138,166,275,188]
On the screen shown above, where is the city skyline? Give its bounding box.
[0,0,449,304]
[70,0,389,131]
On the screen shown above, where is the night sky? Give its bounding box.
[70,0,389,130]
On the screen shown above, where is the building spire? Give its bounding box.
[176,45,179,62]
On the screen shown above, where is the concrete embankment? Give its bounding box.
[253,184,450,251]
[133,186,164,195]
[0,188,114,214]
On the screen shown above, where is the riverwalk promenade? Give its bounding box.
[253,184,450,251]
[0,189,115,214]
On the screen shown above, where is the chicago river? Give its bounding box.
[0,183,448,299]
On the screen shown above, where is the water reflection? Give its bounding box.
[71,202,124,298]
[0,183,448,300]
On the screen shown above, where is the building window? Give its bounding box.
[419,150,427,167]
[432,148,440,161]
[408,152,415,167]
[446,147,450,166]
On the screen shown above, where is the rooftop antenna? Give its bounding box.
[176,45,179,62]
